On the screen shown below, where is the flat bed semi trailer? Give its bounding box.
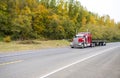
[92,40,106,46]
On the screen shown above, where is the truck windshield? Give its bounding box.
[74,36,83,38]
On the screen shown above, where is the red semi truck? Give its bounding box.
[70,32,106,48]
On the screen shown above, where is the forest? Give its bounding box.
[0,0,120,41]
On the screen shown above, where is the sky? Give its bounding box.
[79,0,120,23]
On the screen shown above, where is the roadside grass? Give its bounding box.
[0,40,70,53]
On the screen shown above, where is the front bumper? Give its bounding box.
[70,42,83,48]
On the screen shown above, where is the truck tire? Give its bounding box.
[81,43,85,48]
[99,43,103,46]
[71,45,74,48]
[103,42,106,46]
[71,46,74,48]
[91,43,95,47]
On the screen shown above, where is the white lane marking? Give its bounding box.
[0,60,24,66]
[39,47,118,78]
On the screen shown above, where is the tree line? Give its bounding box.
[0,0,120,41]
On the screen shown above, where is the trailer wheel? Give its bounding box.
[99,43,103,46]
[103,42,106,46]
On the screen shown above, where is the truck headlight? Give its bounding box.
[70,42,73,45]
[78,43,82,45]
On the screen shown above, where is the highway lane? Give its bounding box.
[47,45,120,78]
[0,42,120,78]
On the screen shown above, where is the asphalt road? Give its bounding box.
[0,42,120,78]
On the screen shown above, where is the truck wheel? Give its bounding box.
[71,46,74,48]
[92,43,95,47]
[84,43,87,48]
[91,43,95,47]
[81,43,85,48]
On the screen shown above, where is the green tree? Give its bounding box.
[0,0,12,36]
